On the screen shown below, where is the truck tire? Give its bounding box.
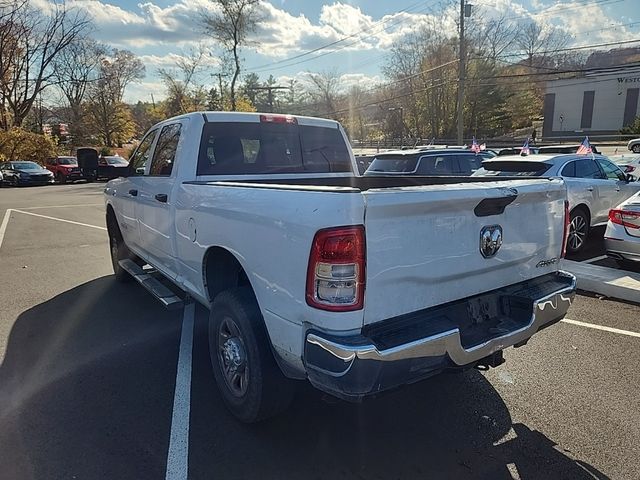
[107,218,134,283]
[209,287,293,423]
[567,207,590,254]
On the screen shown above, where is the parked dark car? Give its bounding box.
[76,148,99,182]
[0,161,54,186]
[45,156,83,183]
[98,155,129,180]
[364,149,490,176]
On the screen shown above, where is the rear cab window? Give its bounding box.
[197,121,351,175]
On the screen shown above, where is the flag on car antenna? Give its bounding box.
[576,136,592,156]
[470,136,480,154]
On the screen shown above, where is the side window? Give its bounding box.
[597,158,626,181]
[149,123,182,176]
[417,155,459,175]
[457,155,482,174]
[562,161,576,177]
[128,129,159,176]
[574,159,605,179]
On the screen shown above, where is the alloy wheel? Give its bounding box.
[568,214,588,251]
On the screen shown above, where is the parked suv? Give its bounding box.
[364,149,491,176]
[474,154,640,253]
[46,156,82,183]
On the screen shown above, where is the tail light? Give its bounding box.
[306,226,365,311]
[260,114,297,124]
[561,201,570,258]
[609,209,640,229]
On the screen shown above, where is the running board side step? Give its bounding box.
[119,259,184,310]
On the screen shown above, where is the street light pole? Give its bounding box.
[457,0,466,145]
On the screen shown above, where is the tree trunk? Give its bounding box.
[230,44,240,111]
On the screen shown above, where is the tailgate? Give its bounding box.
[362,179,566,325]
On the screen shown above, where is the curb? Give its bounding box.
[562,260,640,304]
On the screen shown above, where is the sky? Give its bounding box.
[38,0,640,102]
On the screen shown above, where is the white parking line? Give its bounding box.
[17,204,103,210]
[561,318,640,338]
[165,302,195,480]
[0,208,12,250]
[583,255,608,264]
[12,209,107,231]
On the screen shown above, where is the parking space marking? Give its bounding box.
[0,208,12,250]
[165,302,195,480]
[584,255,608,264]
[17,204,103,210]
[561,318,640,338]
[12,209,107,231]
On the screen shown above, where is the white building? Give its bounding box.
[543,71,640,138]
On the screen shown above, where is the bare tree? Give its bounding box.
[100,49,146,103]
[306,69,341,118]
[53,38,106,143]
[0,1,91,129]
[158,47,208,115]
[516,21,570,68]
[202,0,261,111]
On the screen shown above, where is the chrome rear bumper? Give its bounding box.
[304,271,576,400]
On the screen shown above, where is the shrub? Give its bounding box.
[0,128,58,165]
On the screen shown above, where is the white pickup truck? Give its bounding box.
[104,112,576,422]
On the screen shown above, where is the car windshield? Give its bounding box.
[366,155,418,173]
[104,156,127,165]
[11,161,40,170]
[58,157,77,165]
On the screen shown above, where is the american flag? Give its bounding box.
[470,136,480,154]
[576,136,592,155]
[521,138,530,156]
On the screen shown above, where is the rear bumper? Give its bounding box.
[304,271,576,401]
[605,224,640,262]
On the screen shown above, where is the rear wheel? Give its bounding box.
[209,287,293,423]
[107,215,134,282]
[632,144,640,153]
[567,207,590,254]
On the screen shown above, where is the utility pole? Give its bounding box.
[457,0,471,145]
[456,0,465,145]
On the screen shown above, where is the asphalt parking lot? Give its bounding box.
[0,183,639,480]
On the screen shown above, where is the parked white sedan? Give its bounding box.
[610,154,640,182]
[605,192,640,269]
[474,154,640,254]
[627,138,640,153]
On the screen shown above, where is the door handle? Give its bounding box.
[128,189,138,196]
[155,193,168,203]
[586,186,594,192]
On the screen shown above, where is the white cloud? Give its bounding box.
[123,80,166,104]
